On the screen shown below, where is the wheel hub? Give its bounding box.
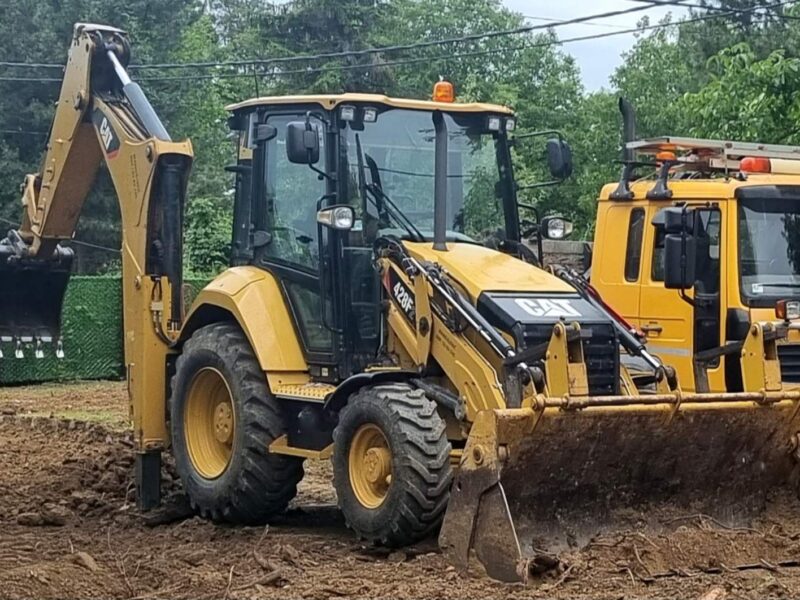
[349,424,393,509]
[213,401,233,444]
[184,367,235,479]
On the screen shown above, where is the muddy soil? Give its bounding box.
[1,382,800,599]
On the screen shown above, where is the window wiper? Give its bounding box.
[355,134,425,243]
[753,281,800,288]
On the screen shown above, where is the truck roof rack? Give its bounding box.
[609,136,800,201]
[628,136,800,169]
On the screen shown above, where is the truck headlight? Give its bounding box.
[776,299,800,321]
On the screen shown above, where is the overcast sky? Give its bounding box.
[503,0,689,90]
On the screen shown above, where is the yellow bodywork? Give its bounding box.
[592,174,800,393]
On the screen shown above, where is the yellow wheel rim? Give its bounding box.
[184,367,235,479]
[349,423,393,509]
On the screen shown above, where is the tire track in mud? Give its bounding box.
[1,411,800,599]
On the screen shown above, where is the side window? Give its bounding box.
[624,208,645,281]
[695,209,721,295]
[651,207,721,290]
[652,227,666,282]
[284,281,332,351]
[262,114,326,272]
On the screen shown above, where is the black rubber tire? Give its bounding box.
[170,322,304,523]
[332,383,452,547]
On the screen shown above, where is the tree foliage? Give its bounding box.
[1,0,800,273]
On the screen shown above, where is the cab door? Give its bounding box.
[590,203,645,328]
[639,204,724,391]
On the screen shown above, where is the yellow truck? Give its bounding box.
[591,101,800,393]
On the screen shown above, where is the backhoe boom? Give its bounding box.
[0,23,193,507]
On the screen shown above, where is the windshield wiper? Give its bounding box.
[753,281,800,288]
[355,134,425,243]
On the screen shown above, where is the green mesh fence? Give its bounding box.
[0,276,209,385]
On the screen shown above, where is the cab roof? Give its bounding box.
[226,93,514,115]
[598,174,800,202]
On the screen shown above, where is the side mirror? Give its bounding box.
[540,215,573,240]
[317,205,354,231]
[658,207,697,290]
[546,138,573,180]
[287,121,320,165]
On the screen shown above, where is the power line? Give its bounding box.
[523,15,631,30]
[0,2,713,73]
[0,0,794,85]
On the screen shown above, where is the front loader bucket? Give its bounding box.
[0,242,73,348]
[440,395,800,583]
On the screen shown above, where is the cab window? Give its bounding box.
[625,208,645,281]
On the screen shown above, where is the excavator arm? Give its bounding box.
[0,23,193,507]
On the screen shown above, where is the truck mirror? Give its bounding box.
[662,206,695,234]
[664,233,697,289]
[286,121,320,165]
[546,138,573,180]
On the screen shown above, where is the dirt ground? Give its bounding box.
[2,381,800,600]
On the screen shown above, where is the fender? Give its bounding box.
[181,266,308,374]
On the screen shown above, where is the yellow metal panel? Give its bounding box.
[186,267,308,373]
[403,242,573,300]
[226,93,514,115]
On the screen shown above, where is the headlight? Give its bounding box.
[340,105,356,122]
[487,116,502,131]
[505,118,516,132]
[363,107,378,122]
[317,205,355,230]
[541,216,574,240]
[776,299,800,321]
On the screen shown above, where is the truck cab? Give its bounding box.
[591,137,800,392]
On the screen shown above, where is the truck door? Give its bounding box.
[591,204,645,328]
[640,205,724,391]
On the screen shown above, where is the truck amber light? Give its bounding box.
[433,80,455,103]
[776,299,800,321]
[740,156,771,173]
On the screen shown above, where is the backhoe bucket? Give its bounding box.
[0,241,73,349]
[440,395,800,583]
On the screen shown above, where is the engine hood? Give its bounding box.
[403,242,574,300]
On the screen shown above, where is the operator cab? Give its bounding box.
[224,87,571,382]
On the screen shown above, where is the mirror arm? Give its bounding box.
[513,129,565,142]
[308,162,335,182]
[516,179,562,191]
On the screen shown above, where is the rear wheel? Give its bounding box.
[332,383,452,547]
[170,322,304,523]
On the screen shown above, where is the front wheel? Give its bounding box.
[170,322,304,523]
[332,383,452,547]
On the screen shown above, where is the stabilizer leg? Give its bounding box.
[135,449,162,511]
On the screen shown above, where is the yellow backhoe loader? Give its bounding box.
[4,24,800,584]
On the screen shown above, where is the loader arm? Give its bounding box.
[0,23,193,506]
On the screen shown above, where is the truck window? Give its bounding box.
[625,208,645,281]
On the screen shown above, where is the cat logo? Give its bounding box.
[100,117,114,151]
[92,108,120,158]
[515,298,581,318]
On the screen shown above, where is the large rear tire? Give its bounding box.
[170,322,304,523]
[332,383,452,547]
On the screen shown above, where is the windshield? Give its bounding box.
[342,108,508,244]
[738,196,800,306]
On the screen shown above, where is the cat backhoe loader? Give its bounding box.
[4,24,800,584]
